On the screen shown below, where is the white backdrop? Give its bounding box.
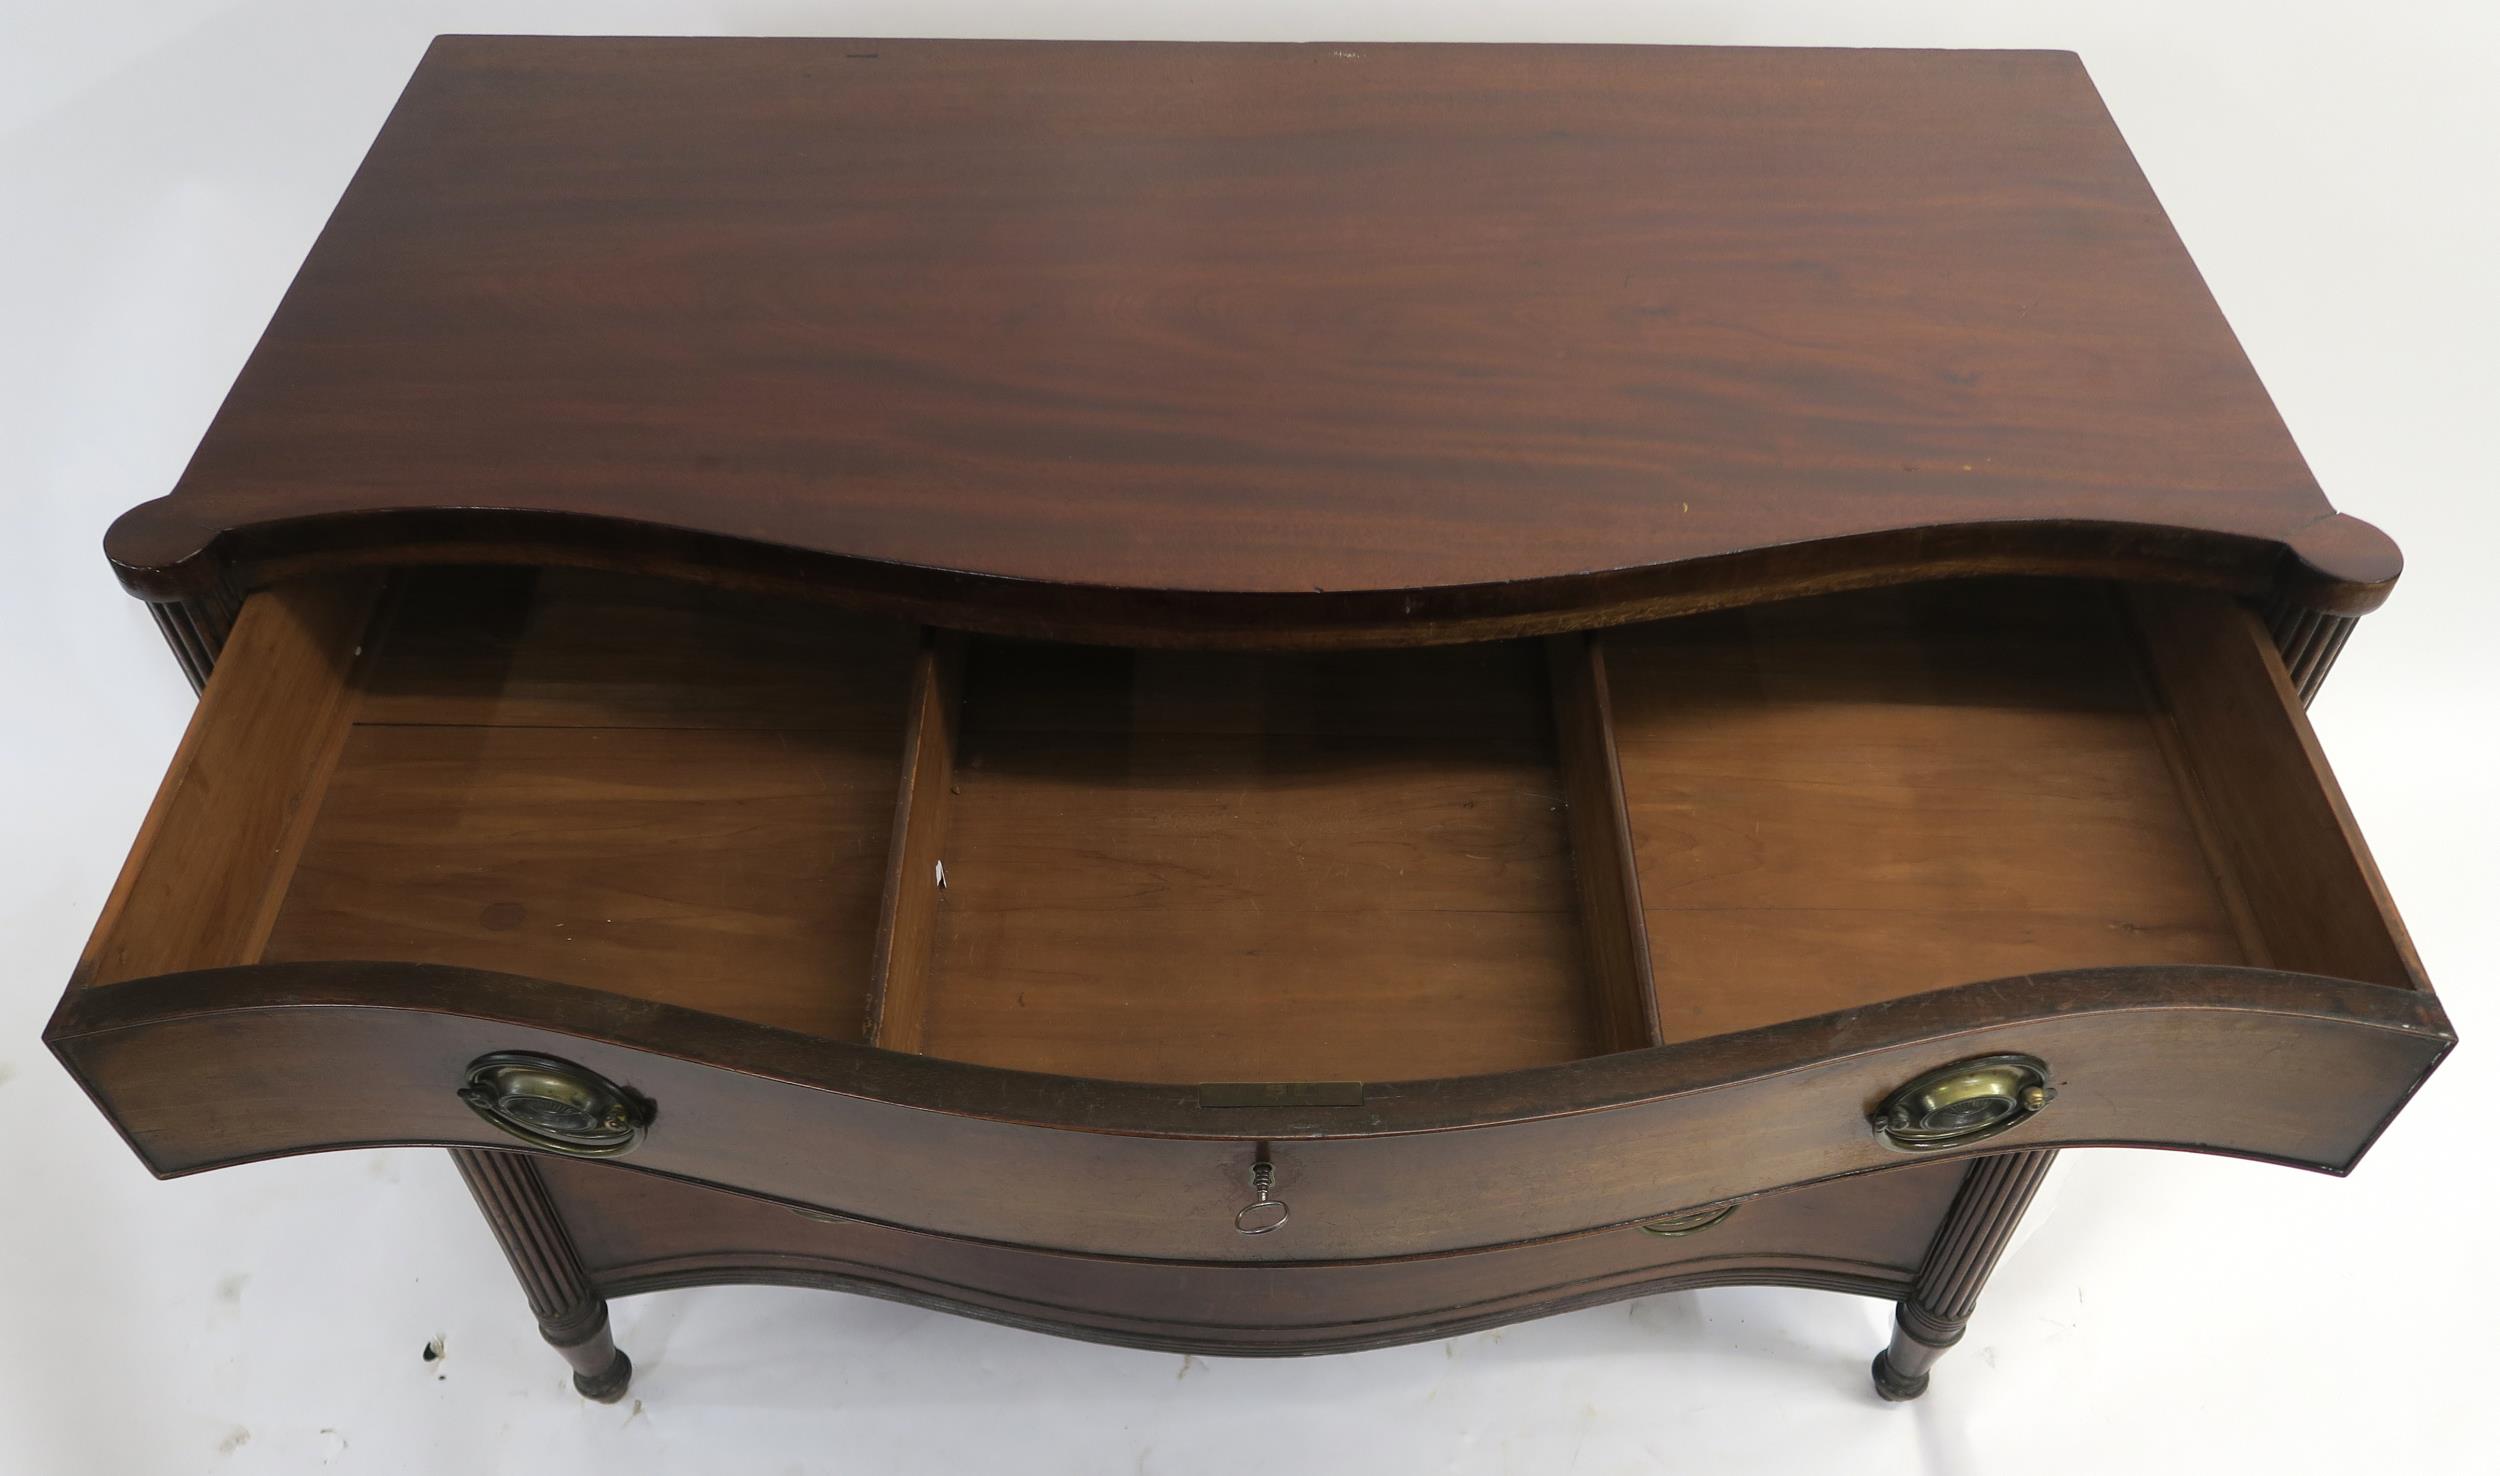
[3,4,2494,1473]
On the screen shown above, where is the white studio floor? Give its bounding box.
[4,4,2495,1473]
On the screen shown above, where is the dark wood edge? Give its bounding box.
[46,960,2453,1146]
[2339,1031,2458,1171]
[107,506,2400,650]
[582,1257,1912,1358]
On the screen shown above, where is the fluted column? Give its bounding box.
[1872,1148,2057,1401]
[2262,594,2359,707]
[450,1148,633,1401]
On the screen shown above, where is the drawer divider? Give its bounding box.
[1546,633,1665,1051]
[862,629,965,1052]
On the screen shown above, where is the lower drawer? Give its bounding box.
[535,1154,1971,1355]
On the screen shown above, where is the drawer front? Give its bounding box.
[537,1154,1970,1354]
[52,962,2444,1263]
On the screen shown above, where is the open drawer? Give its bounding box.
[49,570,2450,1262]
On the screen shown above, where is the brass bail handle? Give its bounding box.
[1639,1202,1738,1237]
[458,1051,653,1157]
[1235,1151,1289,1235]
[1870,1054,2055,1152]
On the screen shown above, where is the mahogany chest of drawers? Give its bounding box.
[49,37,2448,1405]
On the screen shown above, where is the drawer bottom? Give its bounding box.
[533,1158,1966,1356]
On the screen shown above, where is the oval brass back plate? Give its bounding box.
[1639,1203,1738,1237]
[1870,1054,2054,1152]
[458,1051,653,1157]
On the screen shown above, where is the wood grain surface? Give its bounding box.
[357,567,916,729]
[2124,584,2429,991]
[262,724,902,1039]
[71,578,379,989]
[919,637,1597,1082]
[106,38,2398,638]
[261,568,914,1040]
[1609,580,2251,1042]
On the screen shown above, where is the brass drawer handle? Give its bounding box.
[458,1052,652,1157]
[1235,1157,1289,1235]
[1639,1203,1737,1237]
[1870,1054,2054,1152]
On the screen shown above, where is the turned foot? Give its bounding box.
[1870,1349,1927,1402]
[1870,1302,1957,1401]
[542,1298,634,1402]
[569,1346,634,1403]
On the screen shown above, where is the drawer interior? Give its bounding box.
[1610,581,2253,1044]
[260,573,916,1039]
[911,639,1600,1082]
[71,568,2426,1088]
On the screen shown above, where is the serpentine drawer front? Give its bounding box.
[47,37,2450,1405]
